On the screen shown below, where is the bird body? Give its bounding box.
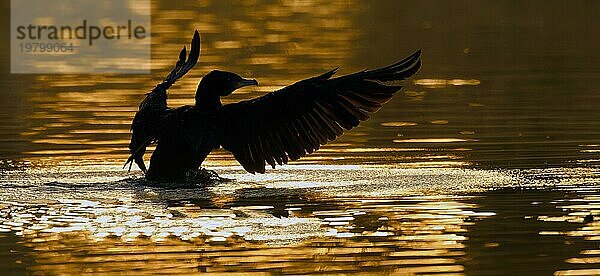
[125,30,421,181]
[145,106,219,180]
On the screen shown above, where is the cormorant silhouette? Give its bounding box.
[125,30,421,181]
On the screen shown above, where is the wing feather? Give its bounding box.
[124,31,201,172]
[217,50,421,173]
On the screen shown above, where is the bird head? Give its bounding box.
[199,70,258,96]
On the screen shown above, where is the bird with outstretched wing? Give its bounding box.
[126,30,421,181]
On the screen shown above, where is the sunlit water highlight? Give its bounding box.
[1,164,600,274]
[1,0,600,275]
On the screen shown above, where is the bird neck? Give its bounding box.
[195,89,222,111]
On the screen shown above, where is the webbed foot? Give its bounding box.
[185,168,231,183]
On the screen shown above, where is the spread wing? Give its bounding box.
[125,30,200,172]
[216,50,421,173]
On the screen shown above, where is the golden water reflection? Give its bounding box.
[0,166,599,274]
[1,0,600,274]
[1,0,599,169]
[0,191,481,274]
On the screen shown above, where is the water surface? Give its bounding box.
[1,1,600,275]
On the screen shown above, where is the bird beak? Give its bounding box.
[235,78,259,89]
